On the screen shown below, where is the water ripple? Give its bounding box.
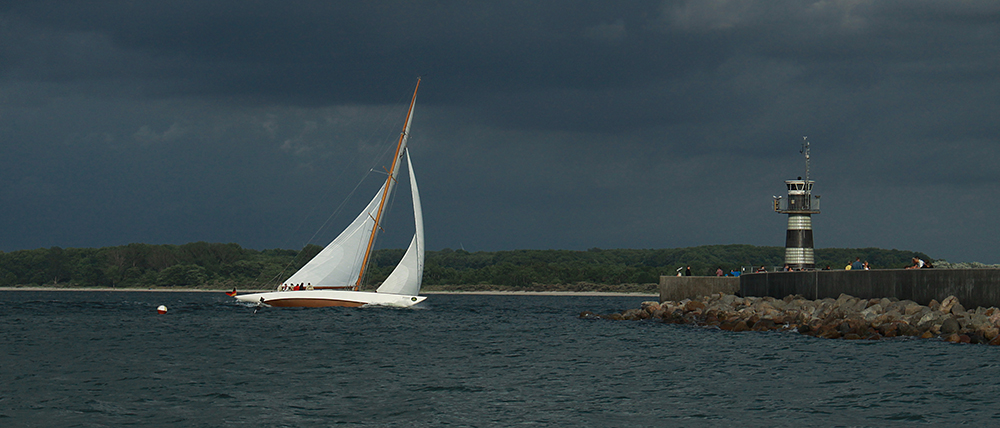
[2,291,1000,426]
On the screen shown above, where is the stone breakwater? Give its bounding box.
[581,293,1000,345]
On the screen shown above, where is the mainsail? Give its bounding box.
[284,183,387,287]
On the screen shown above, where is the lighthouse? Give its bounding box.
[773,138,821,270]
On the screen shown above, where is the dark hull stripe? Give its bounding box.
[265,298,366,308]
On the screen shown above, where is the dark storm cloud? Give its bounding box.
[4,2,680,102]
[1,1,999,263]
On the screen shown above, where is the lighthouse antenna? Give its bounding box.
[801,136,811,195]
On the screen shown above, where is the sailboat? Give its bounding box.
[233,79,426,308]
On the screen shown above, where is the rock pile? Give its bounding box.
[581,293,1000,345]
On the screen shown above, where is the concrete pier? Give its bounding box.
[659,276,739,302]
[740,269,1000,308]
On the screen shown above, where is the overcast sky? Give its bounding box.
[1,1,998,263]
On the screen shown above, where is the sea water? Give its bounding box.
[2,291,999,427]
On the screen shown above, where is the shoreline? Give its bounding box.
[0,287,655,297]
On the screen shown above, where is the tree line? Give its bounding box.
[0,242,932,290]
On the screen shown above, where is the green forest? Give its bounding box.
[0,242,932,292]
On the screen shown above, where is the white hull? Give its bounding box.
[235,290,426,308]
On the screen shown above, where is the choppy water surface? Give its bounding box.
[2,291,999,427]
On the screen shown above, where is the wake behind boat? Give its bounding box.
[234,79,426,308]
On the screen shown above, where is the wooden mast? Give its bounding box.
[354,78,420,290]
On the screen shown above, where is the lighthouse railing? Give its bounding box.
[775,196,821,213]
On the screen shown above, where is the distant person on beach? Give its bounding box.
[863,261,871,270]
[851,257,863,270]
[716,267,724,276]
[783,264,792,272]
[756,266,767,273]
[685,266,692,276]
[823,265,831,270]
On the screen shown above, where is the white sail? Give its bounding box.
[377,150,424,295]
[285,183,386,287]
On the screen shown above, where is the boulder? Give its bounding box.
[752,320,777,331]
[860,304,883,322]
[939,295,959,313]
[718,294,738,307]
[940,318,961,335]
[917,312,939,329]
[731,320,750,332]
[836,293,855,306]
[816,325,842,339]
[903,302,923,316]
[899,323,922,337]
[952,303,966,316]
[967,332,985,344]
[877,322,898,337]
[684,300,706,312]
[982,327,1000,340]
[622,308,648,320]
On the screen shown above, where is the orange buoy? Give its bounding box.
[157,305,168,314]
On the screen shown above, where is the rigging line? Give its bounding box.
[244,161,375,290]
[261,171,376,288]
[358,94,414,182]
[282,93,411,251]
[292,101,406,280]
[279,96,411,253]
[294,111,401,247]
[240,93,416,290]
